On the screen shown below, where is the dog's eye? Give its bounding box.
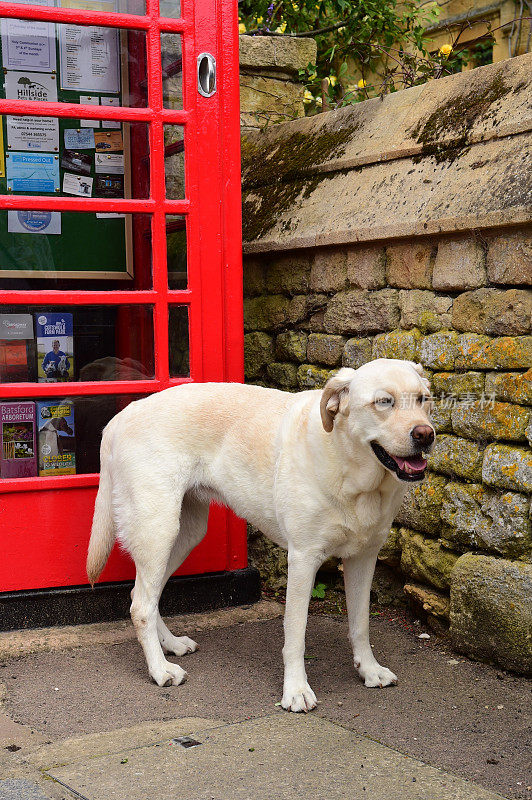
[374,392,395,408]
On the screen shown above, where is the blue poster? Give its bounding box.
[6,152,59,193]
[64,128,95,150]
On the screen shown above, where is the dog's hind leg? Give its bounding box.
[156,494,210,657]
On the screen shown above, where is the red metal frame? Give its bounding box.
[0,0,246,592]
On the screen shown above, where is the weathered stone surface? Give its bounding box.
[310,248,347,292]
[452,289,532,336]
[482,443,532,493]
[400,529,459,590]
[239,34,317,75]
[428,434,484,482]
[288,294,328,327]
[394,473,447,535]
[420,331,459,370]
[404,583,450,622]
[324,289,400,335]
[450,554,532,674]
[386,243,434,289]
[372,329,422,361]
[247,527,288,591]
[432,237,486,291]
[399,290,453,333]
[244,332,274,379]
[266,362,298,389]
[265,252,311,295]
[486,230,532,285]
[243,257,266,297]
[244,295,291,331]
[307,333,346,366]
[431,371,485,398]
[275,331,308,362]
[431,399,453,433]
[441,482,532,557]
[342,338,373,369]
[377,526,402,567]
[451,399,530,441]
[240,74,306,129]
[347,246,386,289]
[485,369,532,406]
[456,334,532,370]
[297,364,332,389]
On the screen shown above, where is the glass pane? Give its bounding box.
[0,21,148,106]
[164,125,185,199]
[0,0,147,14]
[161,33,182,110]
[168,305,189,377]
[0,392,149,478]
[0,212,152,289]
[0,305,154,383]
[167,215,186,289]
[159,0,181,17]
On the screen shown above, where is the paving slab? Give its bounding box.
[46,714,507,800]
[0,779,51,800]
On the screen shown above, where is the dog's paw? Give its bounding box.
[281,682,317,713]
[150,662,188,687]
[161,635,198,657]
[357,662,397,688]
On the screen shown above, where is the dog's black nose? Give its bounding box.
[411,425,434,448]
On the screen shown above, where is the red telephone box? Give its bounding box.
[0,0,255,628]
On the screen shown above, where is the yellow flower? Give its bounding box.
[439,44,453,57]
[256,16,263,24]
[238,22,246,33]
[275,21,287,33]
[328,75,337,86]
[357,79,367,89]
[303,89,314,104]
[315,96,323,106]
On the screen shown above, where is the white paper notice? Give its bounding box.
[0,0,57,73]
[80,95,100,128]
[59,1,120,94]
[63,172,93,196]
[101,96,121,129]
[95,153,124,174]
[8,210,61,235]
[96,212,125,218]
[4,72,59,152]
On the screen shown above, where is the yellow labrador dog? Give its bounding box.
[87,359,434,712]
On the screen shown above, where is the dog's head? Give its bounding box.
[320,359,435,483]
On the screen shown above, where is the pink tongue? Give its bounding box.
[393,455,427,473]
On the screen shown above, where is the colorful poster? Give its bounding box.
[0,0,57,73]
[35,312,74,382]
[59,0,120,93]
[64,128,95,149]
[36,400,76,475]
[1,402,38,479]
[6,152,60,193]
[8,210,61,235]
[4,72,59,152]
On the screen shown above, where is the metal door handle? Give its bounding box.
[197,53,216,97]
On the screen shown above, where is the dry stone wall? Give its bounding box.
[241,49,532,674]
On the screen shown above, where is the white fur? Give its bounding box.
[87,359,434,710]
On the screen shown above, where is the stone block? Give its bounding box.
[310,248,347,292]
[297,364,332,389]
[247,528,288,591]
[450,554,532,674]
[451,399,530,441]
[431,399,453,433]
[342,338,373,370]
[420,331,458,370]
[452,289,532,336]
[400,529,459,590]
[399,290,453,333]
[394,473,447,535]
[432,237,486,291]
[431,371,485,399]
[372,329,422,361]
[441,482,531,557]
[288,294,328,327]
[265,252,311,295]
[428,434,484,482]
[386,243,434,289]
[239,34,317,76]
[307,333,346,366]
[486,230,532,285]
[266,362,298,389]
[482,443,532,493]
[485,369,532,406]
[404,583,450,622]
[456,334,532,370]
[240,74,306,129]
[377,526,402,567]
[244,332,274,379]
[275,331,308,363]
[346,246,386,289]
[243,257,266,297]
[244,295,291,332]
[324,289,400,335]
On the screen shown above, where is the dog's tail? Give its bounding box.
[87,421,116,587]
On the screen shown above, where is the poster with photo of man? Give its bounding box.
[34,313,74,382]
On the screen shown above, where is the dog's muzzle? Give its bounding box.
[370,441,428,482]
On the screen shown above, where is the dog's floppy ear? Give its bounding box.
[320,368,355,433]
[408,361,431,391]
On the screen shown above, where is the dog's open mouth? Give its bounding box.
[370,441,427,482]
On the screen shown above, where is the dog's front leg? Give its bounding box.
[281,549,321,713]
[343,550,398,688]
